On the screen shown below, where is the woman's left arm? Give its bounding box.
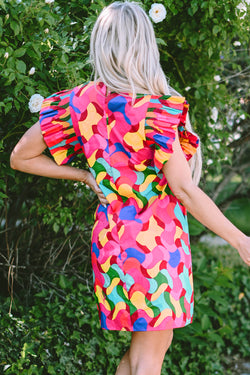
[10,122,108,206]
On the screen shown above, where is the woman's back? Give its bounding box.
[40,81,198,210]
[39,81,199,331]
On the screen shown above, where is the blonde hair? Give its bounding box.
[90,1,202,184]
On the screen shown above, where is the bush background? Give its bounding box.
[0,0,249,373]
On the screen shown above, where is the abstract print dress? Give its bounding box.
[39,81,199,332]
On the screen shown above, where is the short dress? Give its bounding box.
[39,81,199,331]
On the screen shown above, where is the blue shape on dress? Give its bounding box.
[100,312,108,330]
[153,134,171,149]
[133,317,148,331]
[119,205,142,223]
[110,142,131,158]
[97,204,108,222]
[108,96,131,124]
[92,243,100,258]
[40,108,58,119]
[70,90,81,113]
[168,249,181,268]
[125,248,146,263]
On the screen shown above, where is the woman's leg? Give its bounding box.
[115,350,130,375]
[116,329,173,375]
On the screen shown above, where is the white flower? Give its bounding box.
[45,0,54,3]
[44,28,49,33]
[185,86,191,91]
[4,52,9,59]
[28,67,36,75]
[233,41,241,46]
[214,75,221,82]
[216,85,220,89]
[236,2,247,18]
[149,3,167,23]
[28,94,44,113]
[239,113,246,120]
[211,107,218,122]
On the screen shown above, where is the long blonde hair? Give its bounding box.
[90,1,202,184]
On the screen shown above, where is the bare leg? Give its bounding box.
[115,329,173,375]
[129,329,173,375]
[115,350,130,375]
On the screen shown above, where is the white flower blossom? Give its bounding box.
[185,86,191,91]
[216,85,220,89]
[44,28,49,33]
[236,2,247,18]
[5,14,9,20]
[28,94,44,113]
[45,0,54,3]
[28,67,36,75]
[233,41,241,46]
[239,113,246,120]
[149,3,167,23]
[4,52,9,59]
[214,75,221,82]
[211,107,218,122]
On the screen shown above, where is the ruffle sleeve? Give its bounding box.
[145,96,199,173]
[39,88,83,165]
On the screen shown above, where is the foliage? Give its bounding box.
[0,0,249,306]
[0,244,249,374]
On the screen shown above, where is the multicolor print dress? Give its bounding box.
[39,81,199,331]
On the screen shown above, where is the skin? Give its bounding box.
[10,120,250,375]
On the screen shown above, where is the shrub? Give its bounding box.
[0,244,248,374]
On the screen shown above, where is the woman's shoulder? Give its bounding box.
[147,94,188,117]
[73,81,106,95]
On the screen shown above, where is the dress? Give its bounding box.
[39,81,199,331]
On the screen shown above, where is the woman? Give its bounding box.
[10,2,250,375]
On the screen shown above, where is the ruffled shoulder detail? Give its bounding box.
[145,95,199,172]
[178,100,199,161]
[39,84,88,165]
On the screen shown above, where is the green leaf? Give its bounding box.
[53,222,60,232]
[201,314,211,330]
[208,332,225,346]
[212,25,221,35]
[16,60,26,74]
[208,46,213,58]
[14,48,26,58]
[4,102,12,114]
[10,21,20,36]
[209,5,214,17]
[156,38,167,46]
[14,99,21,111]
[0,0,7,11]
[59,274,69,289]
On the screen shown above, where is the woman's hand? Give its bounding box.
[237,235,250,266]
[84,172,109,207]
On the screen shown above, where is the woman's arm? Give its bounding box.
[10,122,108,206]
[163,132,250,266]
